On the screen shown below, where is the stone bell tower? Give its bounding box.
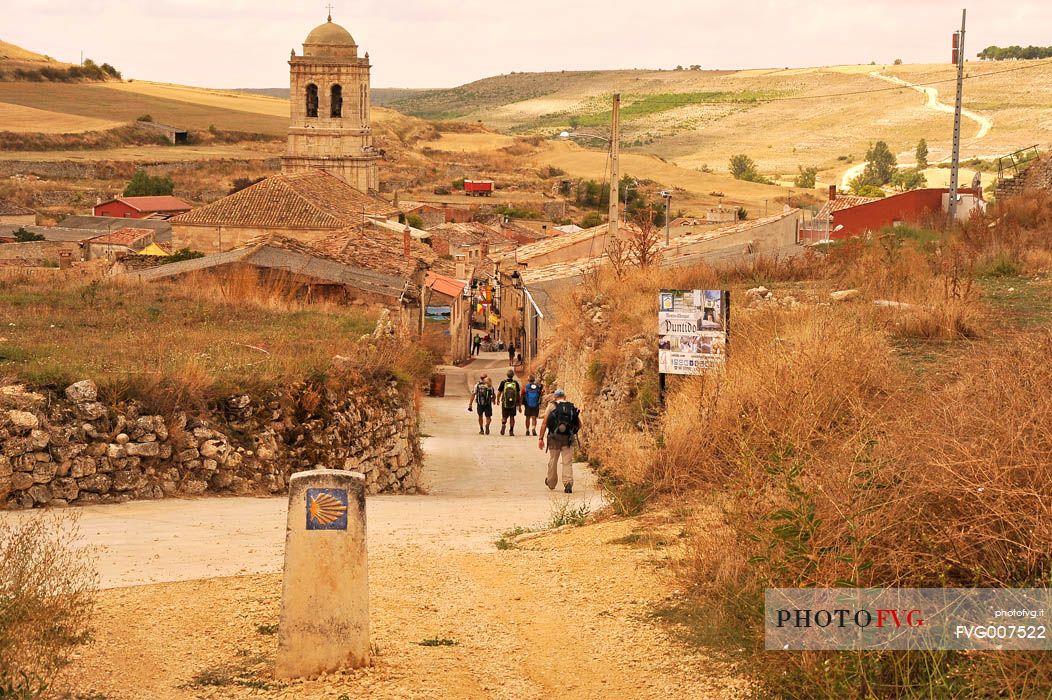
[282,13,380,192]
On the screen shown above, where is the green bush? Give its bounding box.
[123,169,174,197]
[793,165,818,189]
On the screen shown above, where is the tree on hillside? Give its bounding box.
[858,141,897,188]
[891,168,927,192]
[579,211,604,228]
[729,154,758,181]
[793,165,818,189]
[915,139,929,168]
[729,154,772,185]
[123,170,174,197]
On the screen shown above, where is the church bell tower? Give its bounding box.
[282,13,380,192]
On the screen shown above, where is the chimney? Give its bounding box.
[455,260,466,279]
[828,184,837,201]
[403,226,411,258]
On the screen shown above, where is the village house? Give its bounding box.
[800,185,984,241]
[93,195,192,220]
[168,169,400,253]
[123,231,434,333]
[422,271,472,364]
[83,227,158,260]
[0,199,35,226]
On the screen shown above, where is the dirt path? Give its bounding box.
[8,352,746,697]
[839,70,995,189]
[4,352,600,588]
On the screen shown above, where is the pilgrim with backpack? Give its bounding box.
[538,389,582,493]
[521,376,544,436]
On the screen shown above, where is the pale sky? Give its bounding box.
[5,1,1051,89]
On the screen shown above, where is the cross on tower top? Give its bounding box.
[326,4,334,21]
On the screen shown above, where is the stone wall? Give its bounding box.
[0,377,423,509]
[0,240,79,265]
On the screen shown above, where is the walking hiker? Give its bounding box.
[507,342,516,365]
[521,375,544,436]
[496,369,521,436]
[539,389,581,493]
[472,335,482,356]
[467,373,494,434]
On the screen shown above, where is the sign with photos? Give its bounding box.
[658,289,729,375]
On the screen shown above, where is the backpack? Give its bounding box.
[524,383,542,409]
[475,383,493,406]
[550,401,580,436]
[501,380,519,409]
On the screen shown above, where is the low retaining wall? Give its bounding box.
[0,377,422,509]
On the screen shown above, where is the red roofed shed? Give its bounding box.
[94,196,192,220]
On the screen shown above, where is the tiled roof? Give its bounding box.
[307,227,438,278]
[101,196,191,213]
[87,227,154,247]
[814,195,881,220]
[122,240,411,300]
[425,271,466,298]
[428,222,507,247]
[58,216,172,240]
[171,170,399,229]
[500,220,547,241]
[491,222,641,265]
[0,199,34,216]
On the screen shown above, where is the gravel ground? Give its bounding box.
[58,516,749,699]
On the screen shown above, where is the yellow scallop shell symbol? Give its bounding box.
[308,491,347,526]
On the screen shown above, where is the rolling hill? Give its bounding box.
[390,62,1052,181]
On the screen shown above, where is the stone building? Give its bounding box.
[282,13,380,193]
[169,169,399,253]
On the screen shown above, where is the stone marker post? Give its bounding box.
[275,469,369,678]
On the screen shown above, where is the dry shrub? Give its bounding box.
[0,514,97,697]
[655,305,896,491]
[679,328,1052,697]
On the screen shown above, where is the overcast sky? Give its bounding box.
[5,1,1051,89]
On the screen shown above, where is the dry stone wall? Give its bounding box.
[0,378,422,509]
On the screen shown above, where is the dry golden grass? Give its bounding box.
[0,101,121,133]
[0,513,97,697]
[548,194,1052,697]
[0,268,431,412]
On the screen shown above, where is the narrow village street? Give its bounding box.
[18,350,745,699]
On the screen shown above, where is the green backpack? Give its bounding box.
[501,381,519,409]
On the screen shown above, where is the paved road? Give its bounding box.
[3,352,599,588]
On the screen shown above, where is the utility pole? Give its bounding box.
[948,8,966,225]
[607,93,621,246]
[661,190,672,245]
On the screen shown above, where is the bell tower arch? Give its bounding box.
[282,14,380,192]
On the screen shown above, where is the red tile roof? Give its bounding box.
[101,196,191,213]
[425,271,466,299]
[306,227,439,278]
[814,195,881,220]
[171,170,399,229]
[87,227,154,247]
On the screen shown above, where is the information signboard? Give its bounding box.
[658,289,729,375]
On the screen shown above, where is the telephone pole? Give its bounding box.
[948,9,966,224]
[608,93,621,245]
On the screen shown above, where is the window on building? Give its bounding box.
[330,85,343,118]
[306,84,319,118]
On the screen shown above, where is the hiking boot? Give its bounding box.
[485,425,490,435]
[509,429,515,436]
[564,483,573,494]
[479,428,484,435]
[500,425,506,435]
